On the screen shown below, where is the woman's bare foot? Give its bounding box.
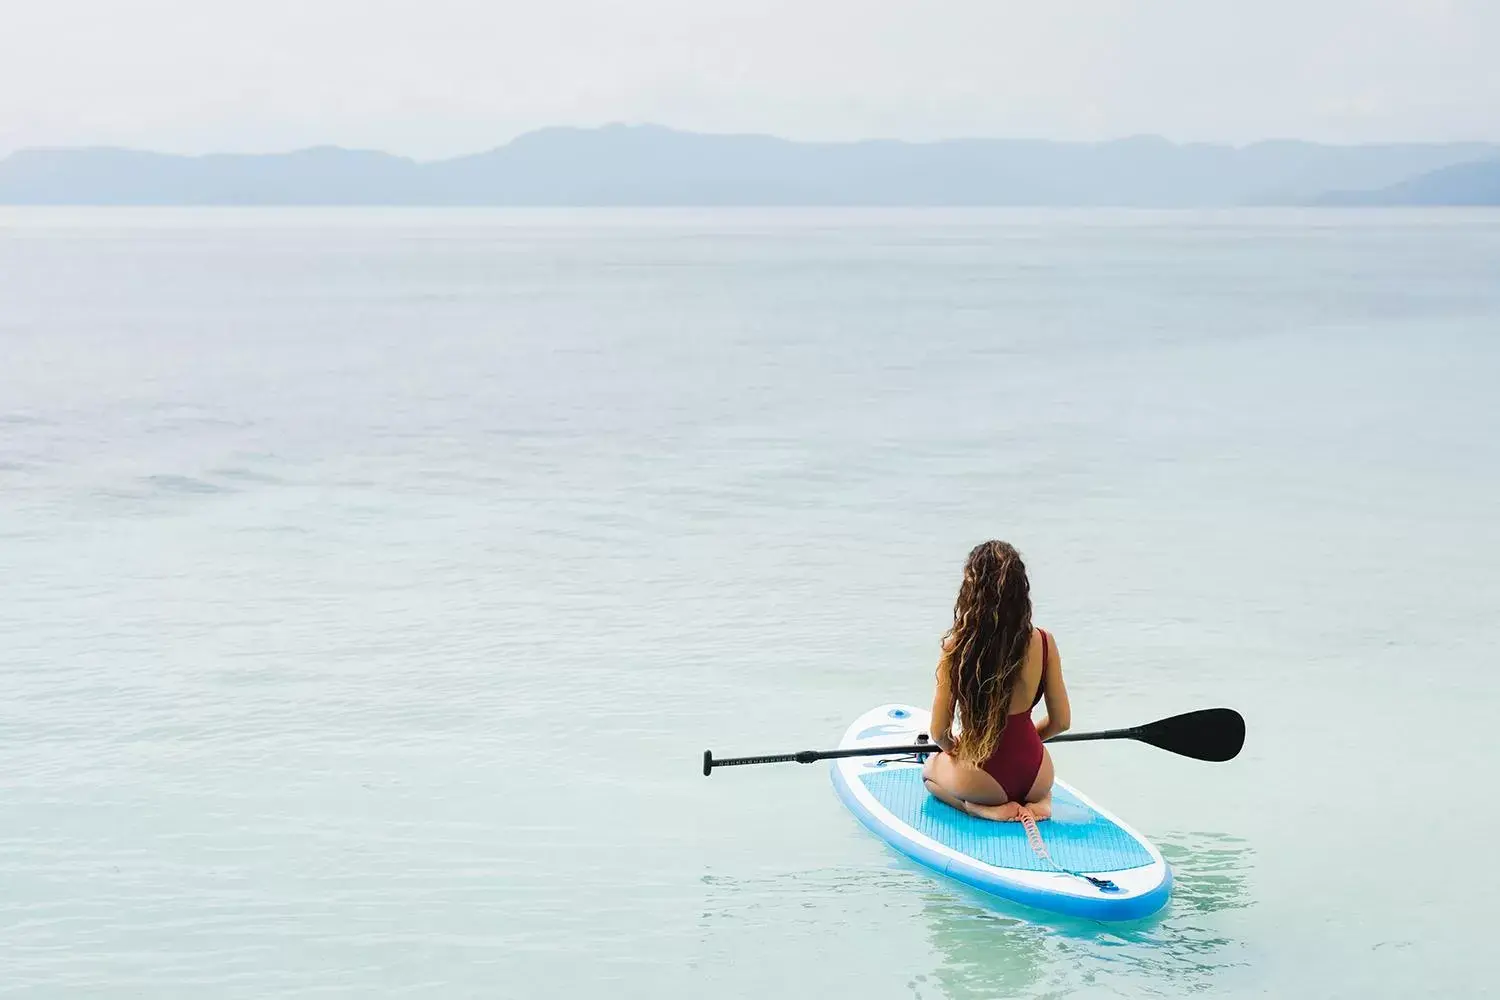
[1022,795,1052,820]
[962,800,1025,822]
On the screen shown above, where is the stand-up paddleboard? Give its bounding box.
[831,704,1171,921]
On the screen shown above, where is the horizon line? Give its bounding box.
[5,123,1500,164]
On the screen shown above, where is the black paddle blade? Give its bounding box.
[1136,708,1245,762]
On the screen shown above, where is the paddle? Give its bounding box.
[702,707,1243,775]
[1043,707,1243,761]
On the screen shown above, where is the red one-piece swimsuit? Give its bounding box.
[979,628,1049,802]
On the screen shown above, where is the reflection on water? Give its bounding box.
[913,891,1059,1000]
[697,866,901,921]
[1155,831,1255,916]
[915,831,1255,998]
[696,865,941,997]
[1083,831,1256,993]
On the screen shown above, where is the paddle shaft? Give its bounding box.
[1045,726,1140,744]
[703,732,1106,775]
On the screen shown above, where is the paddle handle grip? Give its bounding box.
[703,751,806,774]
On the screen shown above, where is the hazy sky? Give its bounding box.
[3,0,1497,158]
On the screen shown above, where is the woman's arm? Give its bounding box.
[931,649,957,752]
[1034,632,1071,743]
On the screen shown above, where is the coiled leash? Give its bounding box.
[1017,806,1120,893]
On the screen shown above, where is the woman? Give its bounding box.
[921,540,1071,821]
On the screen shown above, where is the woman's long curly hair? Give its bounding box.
[941,540,1034,765]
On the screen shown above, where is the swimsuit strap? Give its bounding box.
[1032,627,1049,709]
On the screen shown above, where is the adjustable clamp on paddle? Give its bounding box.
[905,733,934,764]
[872,733,934,768]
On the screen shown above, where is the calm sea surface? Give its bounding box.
[2,207,1497,997]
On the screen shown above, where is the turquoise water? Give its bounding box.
[2,207,1497,997]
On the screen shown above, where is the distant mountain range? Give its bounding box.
[2,125,1498,206]
[1317,156,1500,205]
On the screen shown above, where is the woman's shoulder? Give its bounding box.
[1034,625,1062,666]
[1032,625,1055,663]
